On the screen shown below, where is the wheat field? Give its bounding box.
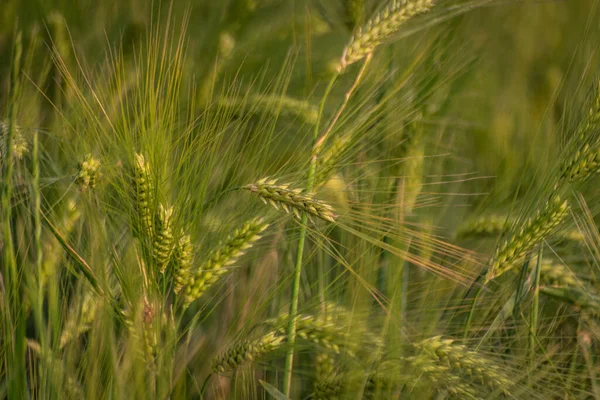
[1,0,600,398]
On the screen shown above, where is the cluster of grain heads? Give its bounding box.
[212,331,284,373]
[0,121,28,163]
[485,196,569,283]
[171,233,193,294]
[74,154,101,190]
[339,0,435,71]
[153,203,175,273]
[455,215,508,239]
[132,153,154,239]
[415,336,511,394]
[218,94,318,125]
[183,217,269,307]
[60,289,98,348]
[244,178,337,222]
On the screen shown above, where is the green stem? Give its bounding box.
[282,54,372,396]
[529,245,543,362]
[2,30,25,400]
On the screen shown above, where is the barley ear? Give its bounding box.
[485,196,569,283]
[183,217,269,307]
[212,331,284,373]
[339,0,435,71]
[74,153,101,190]
[244,178,337,222]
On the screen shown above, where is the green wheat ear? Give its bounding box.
[183,217,269,307]
[485,196,569,283]
[132,153,155,239]
[339,0,435,71]
[244,178,337,222]
[75,154,101,190]
[415,336,512,394]
[212,331,284,373]
[0,121,28,164]
[153,203,175,274]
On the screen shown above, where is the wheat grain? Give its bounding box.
[339,0,435,71]
[183,217,269,306]
[485,196,569,283]
[244,178,336,222]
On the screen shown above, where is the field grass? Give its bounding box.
[2,0,600,398]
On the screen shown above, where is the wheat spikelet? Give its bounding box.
[172,233,193,294]
[485,196,569,283]
[74,153,101,190]
[415,336,511,393]
[132,153,154,239]
[400,121,424,214]
[212,331,284,373]
[245,178,337,222]
[219,94,318,125]
[59,289,98,348]
[339,0,435,71]
[153,203,175,274]
[183,218,269,306]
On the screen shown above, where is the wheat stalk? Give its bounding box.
[212,331,284,373]
[485,196,569,283]
[244,178,337,222]
[339,0,435,71]
[183,217,269,307]
[153,203,175,274]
